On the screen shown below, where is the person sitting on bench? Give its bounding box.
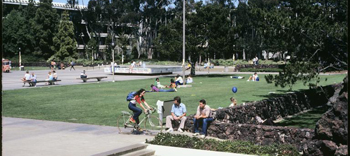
[151,84,176,92]
[165,96,187,133]
[30,72,37,86]
[193,99,213,138]
[53,70,58,81]
[45,71,54,85]
[80,70,87,78]
[21,70,31,82]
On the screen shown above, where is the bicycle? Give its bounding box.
[117,105,163,135]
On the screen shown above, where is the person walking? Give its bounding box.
[70,61,75,71]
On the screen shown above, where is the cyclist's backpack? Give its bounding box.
[126,91,136,101]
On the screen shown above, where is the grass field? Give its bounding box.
[2,74,346,128]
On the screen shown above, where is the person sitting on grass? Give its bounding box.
[175,75,183,86]
[193,99,213,138]
[21,70,31,82]
[186,75,193,84]
[155,78,166,89]
[167,79,177,89]
[128,89,152,131]
[229,97,237,108]
[247,72,259,81]
[80,70,87,78]
[150,84,177,92]
[166,96,187,133]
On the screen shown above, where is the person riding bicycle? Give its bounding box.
[128,88,152,131]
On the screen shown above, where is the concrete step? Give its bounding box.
[93,143,148,156]
[121,149,155,156]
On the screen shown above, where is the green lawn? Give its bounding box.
[2,74,345,127]
[274,106,330,129]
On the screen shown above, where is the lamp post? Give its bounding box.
[19,47,21,70]
[111,42,115,82]
[182,0,186,84]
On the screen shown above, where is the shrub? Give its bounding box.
[146,133,300,156]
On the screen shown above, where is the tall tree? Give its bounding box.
[2,9,27,59]
[32,0,59,59]
[53,11,78,61]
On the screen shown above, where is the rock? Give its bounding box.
[335,145,348,156]
[320,140,338,155]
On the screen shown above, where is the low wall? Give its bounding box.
[183,83,342,151]
[233,64,285,72]
[214,84,341,124]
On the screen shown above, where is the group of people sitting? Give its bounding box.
[21,70,59,86]
[21,71,37,86]
[150,75,194,92]
[164,96,214,138]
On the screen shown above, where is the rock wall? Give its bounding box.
[182,78,347,154]
[214,84,341,124]
[303,75,348,156]
[184,117,314,151]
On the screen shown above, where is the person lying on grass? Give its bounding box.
[150,84,177,92]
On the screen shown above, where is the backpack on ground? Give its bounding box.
[256,77,259,81]
[126,91,136,101]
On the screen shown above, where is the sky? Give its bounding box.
[52,0,239,7]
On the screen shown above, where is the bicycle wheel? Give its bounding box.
[117,111,136,134]
[143,114,163,135]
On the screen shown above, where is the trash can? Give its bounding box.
[20,66,24,71]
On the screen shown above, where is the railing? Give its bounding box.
[3,0,87,10]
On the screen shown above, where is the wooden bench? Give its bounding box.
[76,76,107,82]
[22,80,61,87]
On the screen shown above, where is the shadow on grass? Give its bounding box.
[274,106,330,129]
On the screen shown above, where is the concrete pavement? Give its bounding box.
[2,117,255,156]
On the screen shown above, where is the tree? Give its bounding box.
[32,0,59,59]
[2,9,26,59]
[53,11,78,61]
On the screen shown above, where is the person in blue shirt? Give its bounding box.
[165,96,187,133]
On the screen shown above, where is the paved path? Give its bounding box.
[2,117,254,156]
[3,65,345,90]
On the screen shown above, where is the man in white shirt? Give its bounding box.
[21,71,31,82]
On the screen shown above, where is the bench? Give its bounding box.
[22,80,61,87]
[76,76,107,82]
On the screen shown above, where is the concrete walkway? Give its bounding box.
[2,117,255,156]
